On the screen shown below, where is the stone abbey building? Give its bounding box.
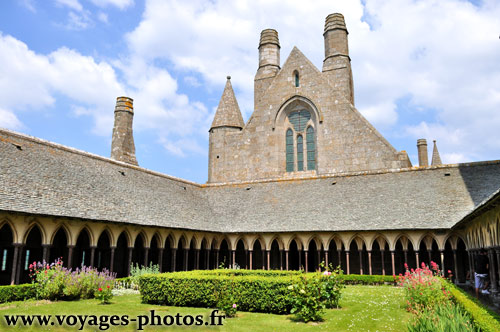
[1,13,500,291]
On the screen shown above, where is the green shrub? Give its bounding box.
[0,284,36,303]
[443,280,500,332]
[320,267,345,308]
[139,271,295,314]
[407,302,478,332]
[289,274,325,322]
[130,263,159,286]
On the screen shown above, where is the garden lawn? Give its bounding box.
[0,285,410,331]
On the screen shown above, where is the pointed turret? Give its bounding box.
[210,76,244,130]
[431,140,442,166]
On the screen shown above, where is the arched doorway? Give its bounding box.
[270,239,280,270]
[21,225,43,283]
[149,235,160,267]
[235,240,246,269]
[74,228,91,269]
[96,231,111,271]
[307,240,319,272]
[219,239,230,269]
[50,228,68,267]
[252,240,264,270]
[289,239,300,270]
[163,236,173,272]
[132,234,145,267]
[114,232,129,277]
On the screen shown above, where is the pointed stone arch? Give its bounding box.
[0,218,19,244]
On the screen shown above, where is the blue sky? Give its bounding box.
[1,0,499,183]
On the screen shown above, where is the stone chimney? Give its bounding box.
[254,29,280,107]
[111,96,138,165]
[322,13,354,105]
[417,139,428,167]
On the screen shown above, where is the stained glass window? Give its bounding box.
[288,110,311,132]
[307,126,316,170]
[297,135,303,171]
[286,129,294,172]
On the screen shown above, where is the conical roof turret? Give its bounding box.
[431,140,442,166]
[210,76,245,130]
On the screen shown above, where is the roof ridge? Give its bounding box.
[0,128,202,188]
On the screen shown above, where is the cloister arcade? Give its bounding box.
[0,211,481,286]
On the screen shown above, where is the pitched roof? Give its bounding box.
[1,128,500,233]
[431,140,442,166]
[210,77,245,129]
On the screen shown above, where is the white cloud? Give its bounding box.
[89,0,134,10]
[0,108,23,130]
[97,11,109,24]
[64,10,93,30]
[20,0,36,12]
[54,0,83,12]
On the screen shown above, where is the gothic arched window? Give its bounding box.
[286,129,294,172]
[307,126,316,170]
[285,110,316,172]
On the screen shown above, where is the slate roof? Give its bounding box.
[1,128,500,233]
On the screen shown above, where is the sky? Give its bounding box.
[0,0,499,184]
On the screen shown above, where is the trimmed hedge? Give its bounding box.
[443,280,500,332]
[0,284,36,303]
[139,270,397,314]
[139,271,294,314]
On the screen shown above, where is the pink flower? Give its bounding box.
[232,304,237,309]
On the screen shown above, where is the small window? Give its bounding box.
[297,135,304,171]
[286,129,294,172]
[294,71,299,87]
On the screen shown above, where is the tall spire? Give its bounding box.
[210,76,245,130]
[431,140,442,166]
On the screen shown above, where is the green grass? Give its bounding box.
[0,285,410,331]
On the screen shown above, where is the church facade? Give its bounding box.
[1,13,500,292]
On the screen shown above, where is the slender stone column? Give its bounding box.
[231,250,235,268]
[367,251,372,275]
[127,247,133,276]
[453,249,458,283]
[244,249,249,269]
[346,251,350,275]
[89,246,96,268]
[381,250,386,275]
[280,249,284,270]
[403,250,408,267]
[285,250,289,271]
[157,248,163,272]
[391,250,396,276]
[359,249,364,275]
[266,250,271,270]
[304,250,309,273]
[10,244,20,285]
[109,247,116,273]
[440,250,445,274]
[316,250,321,271]
[67,245,75,269]
[427,250,432,265]
[261,250,265,270]
[183,248,188,271]
[143,247,149,268]
[214,249,219,269]
[337,250,341,269]
[325,251,329,267]
[488,249,498,293]
[206,250,210,270]
[171,248,177,272]
[298,249,302,270]
[195,249,200,270]
[42,244,51,263]
[15,244,25,285]
[415,252,420,269]
[249,250,253,270]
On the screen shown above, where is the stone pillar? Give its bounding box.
[157,248,163,272]
[143,247,149,268]
[427,250,432,266]
[244,249,249,269]
[453,249,458,283]
[171,248,177,272]
[89,246,96,268]
[249,250,253,270]
[285,250,289,271]
[195,249,200,270]
[325,251,329,267]
[381,250,386,275]
[298,249,302,270]
[391,250,396,276]
[280,249,284,270]
[316,250,321,271]
[440,250,445,275]
[10,244,21,285]
[183,248,188,271]
[417,139,428,167]
[109,247,116,273]
[127,247,133,276]
[304,250,309,273]
[206,249,210,270]
[415,252,420,269]
[488,249,498,293]
[67,245,75,269]
[359,249,364,275]
[42,244,50,263]
[337,250,342,270]
[231,250,235,268]
[403,250,408,267]
[15,244,25,285]
[346,251,350,275]
[266,250,271,270]
[367,251,372,275]
[261,250,265,270]
[214,249,219,269]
